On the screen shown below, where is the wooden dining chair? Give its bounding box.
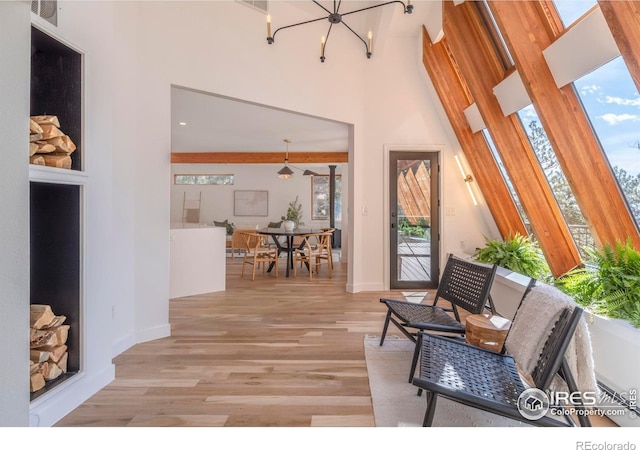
[293,233,332,280]
[240,232,278,280]
[316,228,334,271]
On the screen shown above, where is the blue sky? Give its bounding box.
[575,57,640,176]
[525,1,640,177]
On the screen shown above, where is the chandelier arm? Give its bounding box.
[340,20,369,54]
[321,23,334,62]
[340,1,411,17]
[271,16,329,42]
[312,0,333,15]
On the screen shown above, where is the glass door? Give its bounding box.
[389,152,439,289]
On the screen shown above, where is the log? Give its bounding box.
[31,344,67,363]
[44,135,76,154]
[30,133,42,143]
[30,349,50,363]
[30,142,39,157]
[42,154,71,169]
[57,352,68,373]
[31,115,60,128]
[30,360,47,375]
[30,329,57,348]
[54,324,70,345]
[30,372,46,393]
[43,315,66,329]
[34,141,56,154]
[30,304,55,330]
[39,124,64,140]
[30,118,43,134]
[30,155,45,166]
[44,361,63,381]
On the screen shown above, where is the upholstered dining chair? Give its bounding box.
[240,231,279,281]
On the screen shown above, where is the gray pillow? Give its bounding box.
[268,221,283,228]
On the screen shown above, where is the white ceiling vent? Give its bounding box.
[31,0,58,27]
[239,0,268,14]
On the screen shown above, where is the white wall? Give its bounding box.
[0,0,500,427]
[115,0,496,296]
[25,2,119,426]
[170,164,343,231]
[0,1,31,427]
[360,32,496,290]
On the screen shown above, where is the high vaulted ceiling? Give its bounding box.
[170,1,438,156]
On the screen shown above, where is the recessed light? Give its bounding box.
[178,122,187,126]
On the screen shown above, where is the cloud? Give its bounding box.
[598,95,640,107]
[579,84,600,95]
[598,113,640,125]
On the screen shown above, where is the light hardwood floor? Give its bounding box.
[56,253,615,427]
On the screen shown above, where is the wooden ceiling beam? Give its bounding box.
[489,0,640,250]
[421,28,527,240]
[598,0,640,93]
[443,0,581,277]
[171,151,348,164]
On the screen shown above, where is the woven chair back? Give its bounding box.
[531,306,583,390]
[434,255,497,315]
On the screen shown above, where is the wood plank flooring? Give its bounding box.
[56,254,616,428]
[56,256,403,427]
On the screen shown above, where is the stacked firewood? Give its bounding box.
[29,115,76,169]
[29,304,70,393]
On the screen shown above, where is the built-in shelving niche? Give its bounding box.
[30,182,81,401]
[30,25,83,401]
[31,25,82,171]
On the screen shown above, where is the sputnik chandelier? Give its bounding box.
[266,1,413,63]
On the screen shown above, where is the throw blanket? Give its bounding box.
[504,282,599,395]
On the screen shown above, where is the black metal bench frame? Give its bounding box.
[411,306,591,427]
[379,254,498,381]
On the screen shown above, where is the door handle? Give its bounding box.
[391,223,396,228]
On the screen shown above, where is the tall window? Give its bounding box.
[311,175,342,221]
[517,105,595,253]
[481,129,529,227]
[553,0,597,27]
[475,0,514,71]
[573,56,640,227]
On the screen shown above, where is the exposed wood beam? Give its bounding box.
[489,0,640,250]
[171,152,349,164]
[598,0,640,93]
[421,27,527,240]
[443,0,581,277]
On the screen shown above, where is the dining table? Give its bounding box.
[258,227,324,277]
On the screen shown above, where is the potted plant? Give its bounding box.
[281,195,304,231]
[554,238,640,426]
[474,232,551,281]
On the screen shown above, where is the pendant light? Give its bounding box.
[278,139,294,179]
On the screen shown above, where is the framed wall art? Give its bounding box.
[234,190,268,216]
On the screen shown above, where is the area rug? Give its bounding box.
[364,335,530,427]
